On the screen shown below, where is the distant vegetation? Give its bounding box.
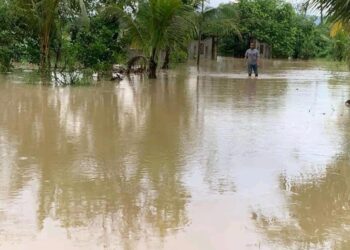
[217,0,347,61]
[0,0,349,80]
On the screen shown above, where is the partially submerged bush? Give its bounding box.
[53,68,93,86]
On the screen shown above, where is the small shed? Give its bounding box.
[255,41,272,59]
[188,37,218,60]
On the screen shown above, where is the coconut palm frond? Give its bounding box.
[202,3,241,38]
[116,5,148,51]
[311,0,350,22]
[119,0,194,58]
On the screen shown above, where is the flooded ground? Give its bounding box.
[0,58,350,250]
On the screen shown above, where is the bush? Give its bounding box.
[170,48,188,63]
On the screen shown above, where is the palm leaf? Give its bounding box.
[310,0,350,22]
[118,0,194,58]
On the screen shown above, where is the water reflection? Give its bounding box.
[253,102,350,249]
[0,73,195,249]
[253,155,350,249]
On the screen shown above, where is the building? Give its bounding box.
[188,37,218,60]
[188,38,271,59]
[255,41,272,59]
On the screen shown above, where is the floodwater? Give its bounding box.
[0,58,350,250]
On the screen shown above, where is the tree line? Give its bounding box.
[0,0,348,80]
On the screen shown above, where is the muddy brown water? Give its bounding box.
[0,58,350,250]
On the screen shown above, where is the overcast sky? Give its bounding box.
[208,0,318,15]
[209,0,302,8]
[209,0,230,6]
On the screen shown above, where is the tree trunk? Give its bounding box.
[39,0,59,77]
[211,36,217,60]
[162,47,170,69]
[54,39,61,72]
[196,0,204,69]
[148,48,157,79]
[196,33,201,68]
[40,31,50,76]
[148,58,157,79]
[40,22,51,75]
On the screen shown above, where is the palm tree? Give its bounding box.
[310,0,350,63]
[202,3,241,38]
[161,0,200,69]
[119,0,194,79]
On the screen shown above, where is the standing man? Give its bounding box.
[245,42,259,78]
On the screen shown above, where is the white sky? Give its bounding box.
[209,0,303,8]
[209,0,231,6]
[208,0,318,15]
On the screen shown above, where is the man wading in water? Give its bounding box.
[245,42,259,78]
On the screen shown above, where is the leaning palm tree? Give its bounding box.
[119,0,194,79]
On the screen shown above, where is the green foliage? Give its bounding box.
[233,0,297,58]
[216,0,338,60]
[219,34,243,57]
[73,12,127,72]
[294,16,319,59]
[121,0,193,56]
[202,3,240,38]
[170,48,188,63]
[119,0,194,78]
[329,31,350,61]
[52,41,94,85]
[0,3,17,71]
[1,0,350,77]
[314,1,350,64]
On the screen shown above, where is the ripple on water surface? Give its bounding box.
[0,59,350,249]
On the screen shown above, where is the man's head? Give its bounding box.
[250,42,255,49]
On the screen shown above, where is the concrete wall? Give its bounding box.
[188,37,217,60]
[256,41,272,59]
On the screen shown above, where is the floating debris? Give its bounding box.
[111,72,124,81]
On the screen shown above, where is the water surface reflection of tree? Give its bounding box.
[253,107,350,249]
[0,73,195,249]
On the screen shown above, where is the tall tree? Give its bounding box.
[196,0,204,68]
[13,0,88,75]
[14,0,59,74]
